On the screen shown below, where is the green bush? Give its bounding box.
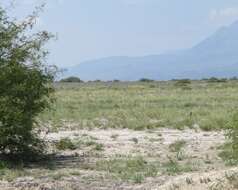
[139,78,154,82]
[0,5,54,160]
[219,113,238,165]
[60,76,83,83]
[206,77,227,83]
[55,138,77,150]
[226,113,238,161]
[174,79,191,87]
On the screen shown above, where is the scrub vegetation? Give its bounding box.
[41,80,238,131]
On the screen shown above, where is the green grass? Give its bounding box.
[93,143,104,151]
[92,157,159,183]
[162,159,198,175]
[218,143,238,166]
[40,80,238,130]
[55,138,78,150]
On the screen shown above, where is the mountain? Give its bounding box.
[65,21,238,81]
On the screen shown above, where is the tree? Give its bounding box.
[60,76,83,83]
[0,4,55,160]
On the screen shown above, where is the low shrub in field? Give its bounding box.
[55,138,77,150]
[94,157,158,183]
[93,143,104,151]
[174,79,191,87]
[139,78,154,82]
[219,113,238,165]
[60,76,83,83]
[162,158,197,175]
[206,77,227,83]
[227,113,238,159]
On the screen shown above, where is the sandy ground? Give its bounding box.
[1,128,238,190]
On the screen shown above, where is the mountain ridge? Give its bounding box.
[65,21,238,81]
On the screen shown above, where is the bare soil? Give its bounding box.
[1,128,237,190]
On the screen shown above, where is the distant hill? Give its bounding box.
[64,21,238,81]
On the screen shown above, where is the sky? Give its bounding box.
[2,0,238,67]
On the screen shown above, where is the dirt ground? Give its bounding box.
[1,128,238,190]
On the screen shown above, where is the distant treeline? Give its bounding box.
[59,76,238,83]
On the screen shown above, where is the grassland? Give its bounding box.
[1,80,238,190]
[41,80,238,131]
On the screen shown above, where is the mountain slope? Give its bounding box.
[65,21,238,81]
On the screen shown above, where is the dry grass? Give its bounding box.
[40,80,238,131]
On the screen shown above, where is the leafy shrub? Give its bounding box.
[226,113,238,162]
[60,76,83,83]
[206,77,227,83]
[93,143,104,151]
[95,157,158,183]
[174,79,191,87]
[0,5,54,160]
[139,78,154,82]
[218,113,238,165]
[55,138,77,150]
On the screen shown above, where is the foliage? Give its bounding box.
[174,79,191,87]
[139,78,154,82]
[94,157,158,183]
[60,76,83,83]
[0,4,55,160]
[222,113,238,163]
[162,159,196,175]
[55,138,77,150]
[205,77,227,83]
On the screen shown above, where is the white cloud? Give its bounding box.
[209,7,238,21]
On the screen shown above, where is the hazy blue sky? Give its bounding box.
[2,0,238,67]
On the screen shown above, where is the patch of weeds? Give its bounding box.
[162,158,195,175]
[218,113,238,165]
[176,151,186,161]
[162,159,180,175]
[94,157,159,183]
[85,140,97,147]
[0,168,29,182]
[93,143,104,151]
[169,140,186,152]
[55,138,77,150]
[49,172,69,180]
[218,143,238,166]
[133,173,144,184]
[226,113,238,162]
[69,171,81,176]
